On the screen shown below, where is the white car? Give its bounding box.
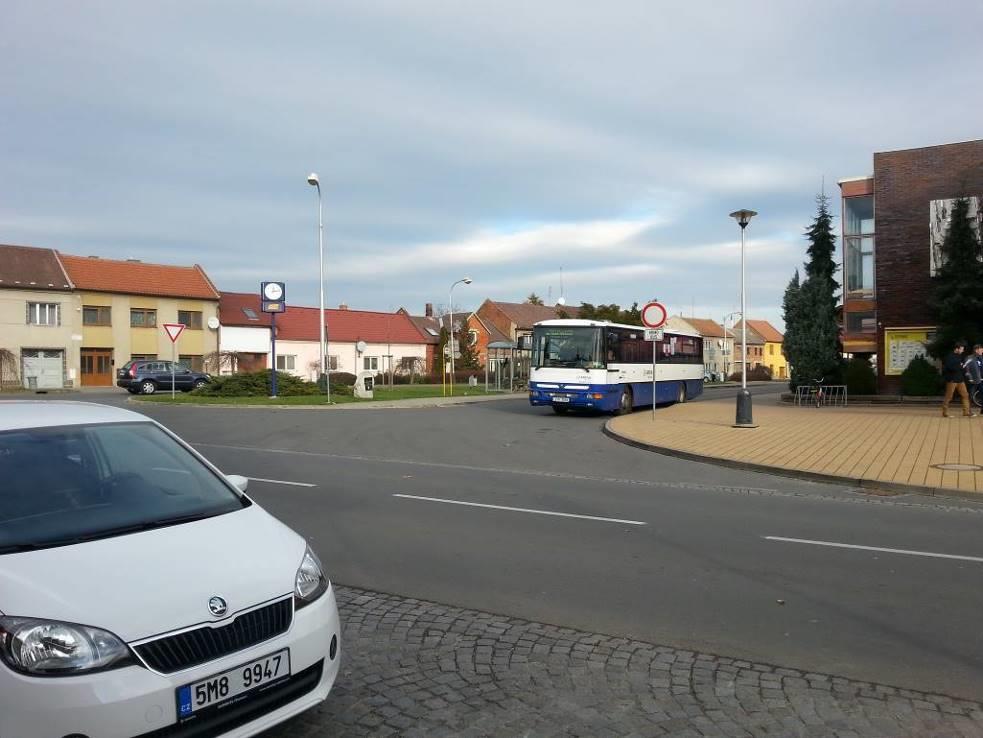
[0,402,340,738]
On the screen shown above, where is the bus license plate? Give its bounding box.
[177,648,290,718]
[553,396,570,403]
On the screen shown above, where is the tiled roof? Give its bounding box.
[405,314,442,344]
[222,293,426,343]
[220,292,273,327]
[0,244,73,291]
[58,253,219,300]
[487,301,580,329]
[471,313,510,344]
[682,317,727,338]
[733,321,767,344]
[744,319,784,343]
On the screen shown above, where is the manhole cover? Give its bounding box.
[933,463,983,471]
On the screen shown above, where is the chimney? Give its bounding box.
[338,303,348,310]
[425,302,434,317]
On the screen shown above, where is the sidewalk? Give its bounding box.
[606,396,983,497]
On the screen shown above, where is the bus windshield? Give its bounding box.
[532,326,605,369]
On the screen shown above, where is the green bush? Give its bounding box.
[900,355,944,396]
[330,372,357,387]
[193,370,321,397]
[727,365,773,382]
[843,357,877,395]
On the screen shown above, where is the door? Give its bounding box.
[22,349,65,389]
[80,349,113,386]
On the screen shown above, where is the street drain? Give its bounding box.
[932,463,983,471]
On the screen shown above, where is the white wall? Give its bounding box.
[220,326,270,354]
[274,340,428,380]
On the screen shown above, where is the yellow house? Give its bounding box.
[58,254,220,386]
[743,319,787,379]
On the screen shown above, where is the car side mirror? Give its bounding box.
[226,474,249,493]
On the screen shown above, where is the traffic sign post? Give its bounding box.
[641,302,667,420]
[163,323,186,399]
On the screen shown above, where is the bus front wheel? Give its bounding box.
[677,384,687,404]
[616,387,633,415]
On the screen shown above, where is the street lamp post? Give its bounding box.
[448,277,472,396]
[729,209,757,428]
[307,173,329,401]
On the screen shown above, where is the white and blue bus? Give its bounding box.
[528,319,704,414]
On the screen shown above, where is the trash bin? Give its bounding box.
[468,376,477,387]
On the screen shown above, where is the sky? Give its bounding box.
[3,1,982,329]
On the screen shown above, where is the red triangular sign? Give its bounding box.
[164,323,186,342]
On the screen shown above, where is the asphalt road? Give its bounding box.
[8,385,983,702]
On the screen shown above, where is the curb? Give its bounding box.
[128,393,524,411]
[601,419,983,503]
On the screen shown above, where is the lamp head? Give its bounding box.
[307,172,320,187]
[463,277,473,285]
[729,209,757,229]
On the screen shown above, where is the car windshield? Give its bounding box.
[0,422,249,554]
[532,326,605,369]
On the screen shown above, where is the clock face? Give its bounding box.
[263,282,283,301]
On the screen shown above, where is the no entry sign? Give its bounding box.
[641,301,667,329]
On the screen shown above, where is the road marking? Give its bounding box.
[393,494,646,525]
[764,536,983,563]
[247,476,317,488]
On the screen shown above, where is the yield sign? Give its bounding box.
[163,323,186,343]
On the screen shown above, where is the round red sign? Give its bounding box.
[641,301,667,329]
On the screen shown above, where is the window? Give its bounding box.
[27,302,60,326]
[178,355,204,372]
[364,356,379,371]
[769,344,774,355]
[177,310,203,329]
[82,305,111,326]
[242,307,259,321]
[276,355,296,371]
[846,311,876,334]
[130,354,157,362]
[130,308,157,328]
[844,196,875,295]
[468,329,479,347]
[328,355,339,371]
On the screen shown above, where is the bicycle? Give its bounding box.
[809,377,825,409]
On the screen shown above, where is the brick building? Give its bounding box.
[839,139,983,392]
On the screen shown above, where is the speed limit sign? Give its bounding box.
[641,301,667,329]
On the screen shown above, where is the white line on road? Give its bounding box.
[393,494,646,525]
[765,536,983,563]
[247,477,317,488]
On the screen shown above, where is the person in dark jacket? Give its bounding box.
[942,341,975,417]
[964,344,983,408]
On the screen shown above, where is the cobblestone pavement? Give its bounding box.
[266,586,983,737]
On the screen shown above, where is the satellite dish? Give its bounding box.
[356,340,367,353]
[557,296,566,306]
[207,316,220,330]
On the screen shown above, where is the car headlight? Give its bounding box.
[0,617,133,676]
[294,546,329,609]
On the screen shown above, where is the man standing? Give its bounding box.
[942,341,975,417]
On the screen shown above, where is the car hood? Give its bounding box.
[0,505,307,642]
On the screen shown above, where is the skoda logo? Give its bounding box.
[208,596,228,617]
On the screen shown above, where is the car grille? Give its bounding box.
[138,660,324,738]
[134,598,293,674]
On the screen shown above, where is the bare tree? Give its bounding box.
[204,350,240,375]
[0,349,18,391]
[398,356,424,383]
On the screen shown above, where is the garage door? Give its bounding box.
[21,349,65,389]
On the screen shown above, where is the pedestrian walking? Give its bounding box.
[942,341,975,417]
[965,344,983,410]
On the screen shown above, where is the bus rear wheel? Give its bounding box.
[615,387,633,415]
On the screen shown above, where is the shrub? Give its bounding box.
[900,355,944,396]
[728,365,773,382]
[329,372,357,387]
[843,356,877,395]
[193,370,321,397]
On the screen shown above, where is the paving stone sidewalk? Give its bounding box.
[609,397,983,496]
[264,586,983,737]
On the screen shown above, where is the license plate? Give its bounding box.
[176,648,290,719]
[553,396,570,403]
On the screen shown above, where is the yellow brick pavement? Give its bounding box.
[608,397,983,494]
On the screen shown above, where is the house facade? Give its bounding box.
[469,300,579,365]
[838,139,983,392]
[398,303,442,373]
[220,294,429,379]
[742,320,786,379]
[58,254,221,385]
[732,320,767,373]
[0,244,79,389]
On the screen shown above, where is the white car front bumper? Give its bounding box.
[0,586,341,738]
